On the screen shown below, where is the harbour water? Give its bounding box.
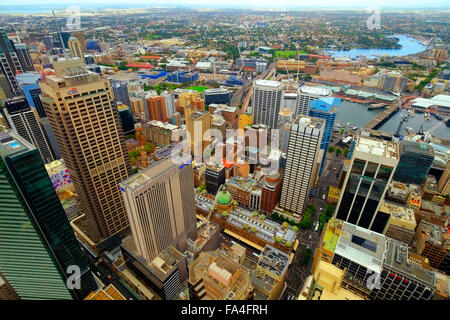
[335,100,450,139]
[324,35,427,59]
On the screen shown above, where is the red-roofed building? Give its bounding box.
[125,63,154,69]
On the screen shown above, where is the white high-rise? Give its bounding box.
[252,80,283,128]
[280,115,324,215]
[120,158,198,262]
[295,86,331,117]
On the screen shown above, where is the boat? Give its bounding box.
[352,126,358,131]
[424,112,430,121]
[368,103,387,110]
[408,109,415,117]
[405,127,414,134]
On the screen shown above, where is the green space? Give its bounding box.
[274,50,307,58]
[185,86,208,93]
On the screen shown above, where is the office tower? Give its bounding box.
[315,219,435,300]
[280,116,324,215]
[187,109,212,154]
[117,104,135,135]
[2,97,54,164]
[175,91,205,119]
[415,221,448,270]
[110,79,130,107]
[0,132,97,299]
[161,90,174,118]
[260,173,283,214]
[121,244,187,300]
[130,96,145,118]
[60,32,71,49]
[308,97,340,175]
[250,245,289,300]
[38,117,62,159]
[12,42,34,72]
[68,37,84,60]
[205,163,225,195]
[437,160,450,195]
[120,158,197,262]
[203,88,232,105]
[72,31,87,53]
[43,36,55,50]
[393,141,434,185]
[0,31,23,96]
[0,73,13,99]
[335,135,399,233]
[40,58,131,240]
[295,86,331,118]
[252,80,282,128]
[16,72,47,118]
[146,95,169,122]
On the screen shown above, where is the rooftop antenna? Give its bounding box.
[52,10,67,56]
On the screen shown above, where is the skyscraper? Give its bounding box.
[146,95,168,122]
[0,31,23,96]
[2,96,54,164]
[0,131,96,299]
[117,104,135,135]
[39,58,131,240]
[68,36,84,60]
[280,115,324,215]
[393,140,434,185]
[120,157,198,262]
[335,135,399,233]
[12,42,34,72]
[252,80,283,128]
[308,96,340,175]
[437,160,450,195]
[295,86,331,118]
[72,31,87,53]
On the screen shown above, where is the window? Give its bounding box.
[351,234,377,253]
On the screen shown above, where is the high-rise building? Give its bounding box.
[295,86,331,118]
[314,219,435,300]
[437,160,450,195]
[205,163,225,195]
[415,221,449,271]
[0,132,96,299]
[43,36,55,50]
[0,73,13,99]
[335,135,399,233]
[2,96,54,164]
[260,173,283,214]
[393,140,434,185]
[252,80,283,128]
[203,88,232,105]
[40,58,131,240]
[146,95,168,122]
[68,36,84,60]
[308,96,340,175]
[187,109,212,155]
[110,79,131,108]
[161,91,174,119]
[16,72,46,118]
[117,104,135,135]
[280,115,324,215]
[72,31,87,53]
[12,42,34,72]
[0,31,23,96]
[120,158,197,262]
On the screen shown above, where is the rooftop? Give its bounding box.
[356,136,399,160]
[257,245,290,278]
[299,86,330,96]
[254,80,282,88]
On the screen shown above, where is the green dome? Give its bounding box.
[216,188,232,205]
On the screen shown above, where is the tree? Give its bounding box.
[243,223,249,229]
[196,187,202,193]
[232,200,238,206]
[336,148,343,156]
[252,211,259,217]
[282,222,289,228]
[285,241,292,248]
[300,211,313,229]
[132,168,139,174]
[259,214,266,220]
[275,236,282,243]
[292,226,299,232]
[302,249,312,266]
[344,148,350,157]
[328,146,335,153]
[325,204,334,217]
[130,157,136,165]
[222,212,228,218]
[144,141,155,153]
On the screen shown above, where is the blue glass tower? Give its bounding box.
[308,97,341,175]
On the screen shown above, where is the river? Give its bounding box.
[324,35,427,59]
[335,100,450,139]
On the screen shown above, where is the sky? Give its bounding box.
[1,0,450,9]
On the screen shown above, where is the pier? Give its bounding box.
[363,103,400,130]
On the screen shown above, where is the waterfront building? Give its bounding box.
[393,140,434,185]
[295,86,331,118]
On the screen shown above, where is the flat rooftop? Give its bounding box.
[0,131,34,159]
[254,80,282,88]
[356,136,399,160]
[293,115,325,130]
[299,86,330,96]
[384,239,435,287]
[334,221,386,275]
[258,245,290,278]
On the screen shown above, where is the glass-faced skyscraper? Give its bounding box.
[335,135,399,233]
[309,96,340,175]
[0,132,96,299]
[393,140,434,185]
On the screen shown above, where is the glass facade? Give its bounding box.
[0,134,96,299]
[393,141,434,185]
[337,158,393,233]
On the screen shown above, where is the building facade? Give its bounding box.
[252,80,283,129]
